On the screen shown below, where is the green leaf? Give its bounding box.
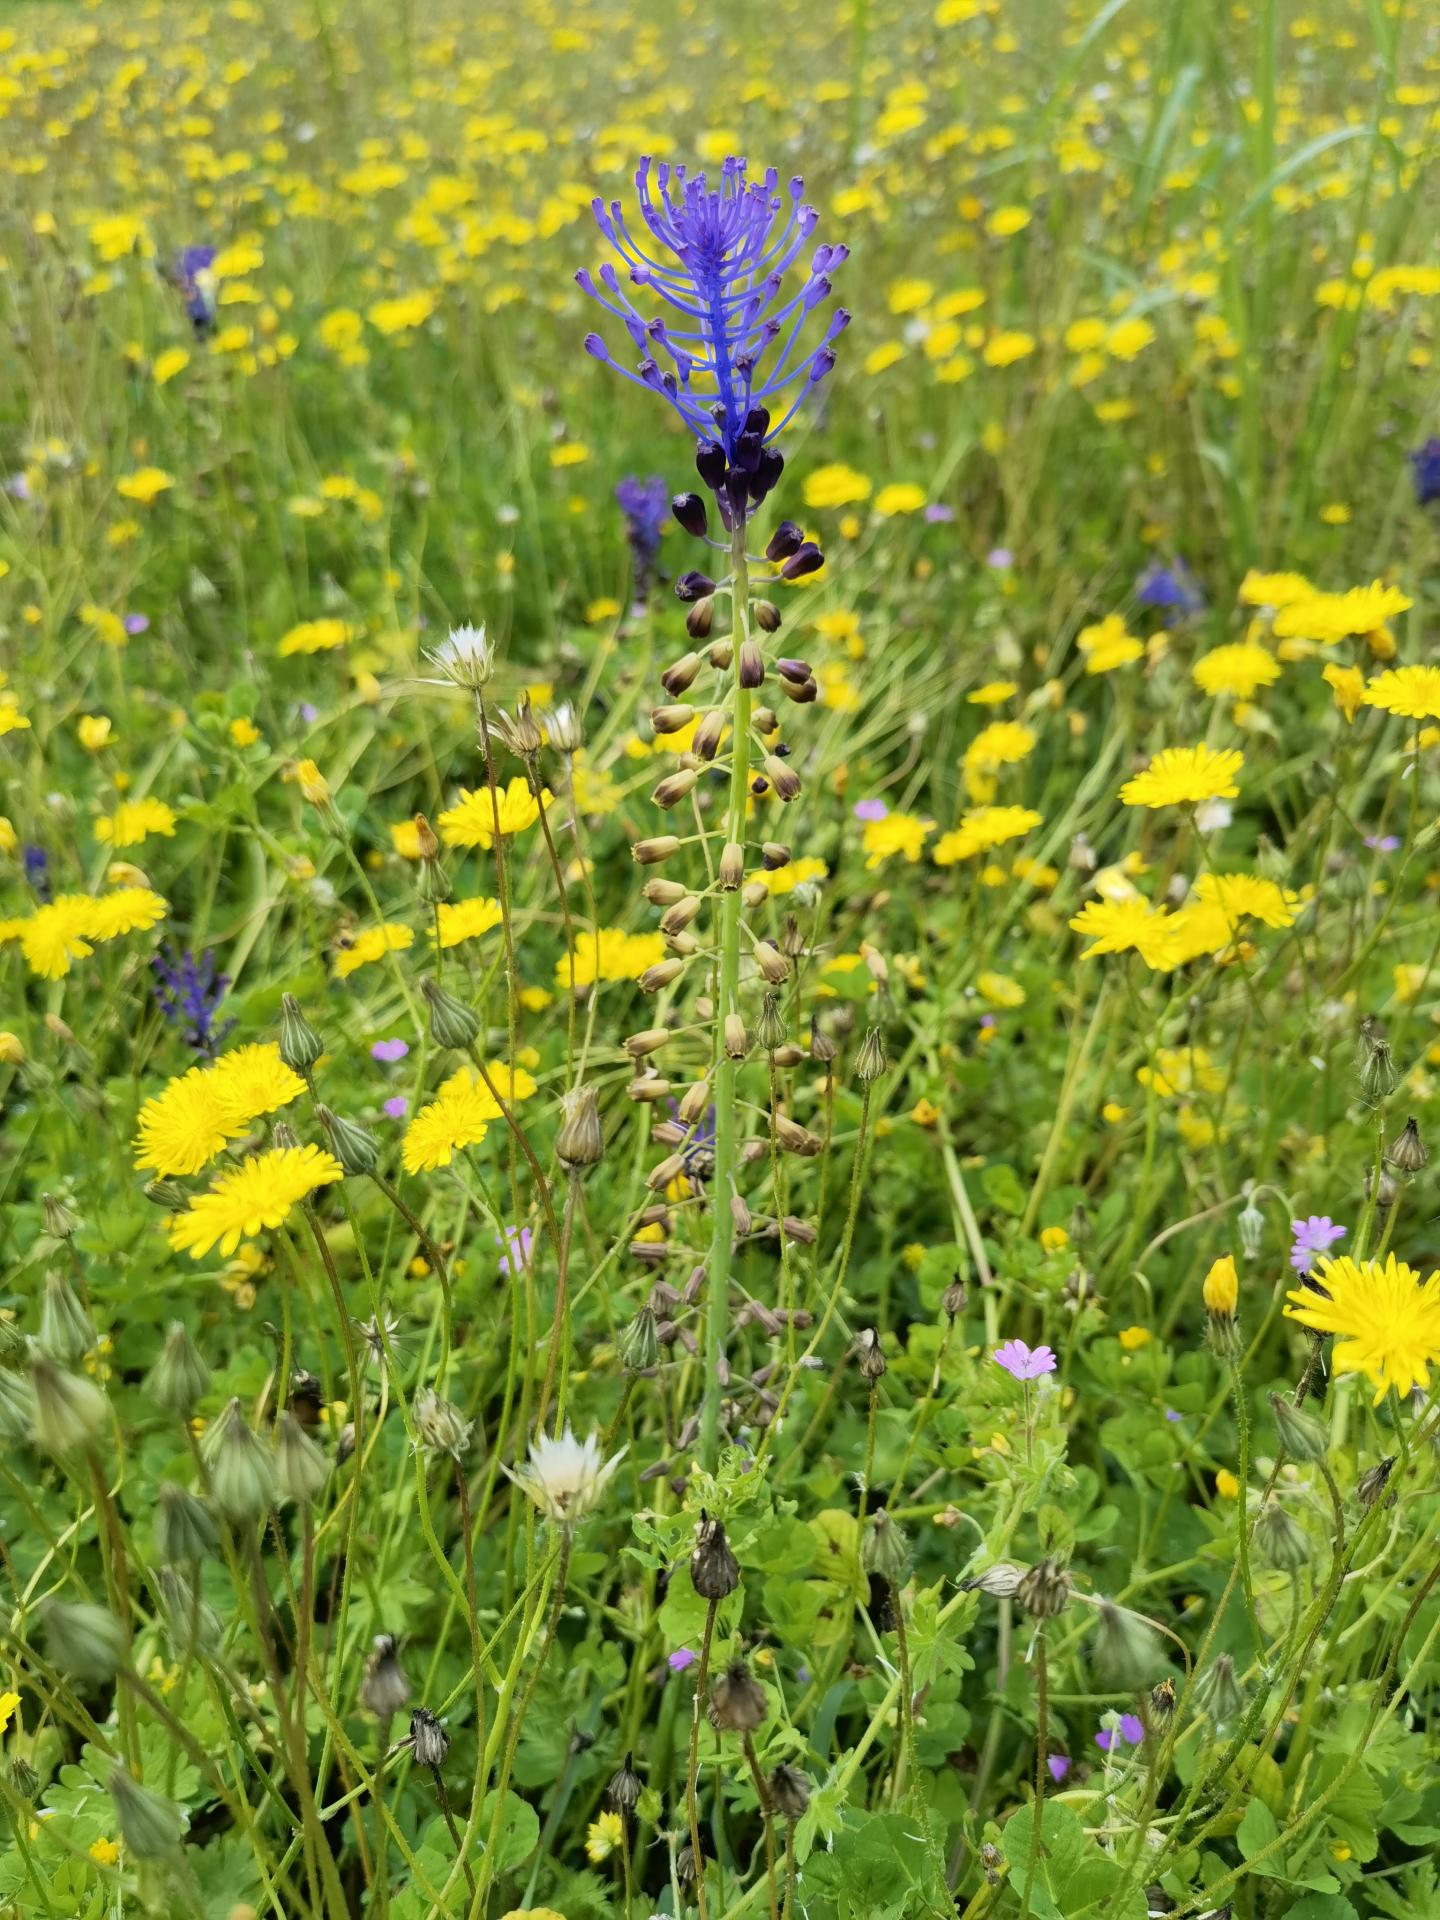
[478,1789,540,1874]
[1236,1797,1281,1875]
[980,1162,1026,1216]
[1002,1800,1147,1919]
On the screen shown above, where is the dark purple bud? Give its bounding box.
[780,543,824,581]
[672,492,708,538]
[751,449,784,503]
[807,347,836,384]
[766,522,804,563]
[583,334,609,361]
[739,640,765,689]
[675,571,715,603]
[696,440,726,490]
[743,406,771,438]
[733,432,763,474]
[777,658,811,684]
[724,470,750,522]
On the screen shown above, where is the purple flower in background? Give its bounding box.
[853,797,889,822]
[925,503,956,524]
[1135,558,1206,625]
[1095,1714,1145,1752]
[986,548,1013,569]
[668,1647,697,1673]
[1364,833,1400,853]
[580,158,849,525]
[994,1339,1057,1381]
[1411,437,1440,507]
[615,473,670,607]
[124,613,150,636]
[152,945,234,1059]
[170,245,217,334]
[1289,1215,1346,1273]
[1047,1755,1070,1782]
[23,845,50,903]
[497,1223,534,1278]
[372,1037,409,1064]
[383,1095,408,1120]
[300,702,319,726]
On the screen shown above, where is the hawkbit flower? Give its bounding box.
[580,158,849,524]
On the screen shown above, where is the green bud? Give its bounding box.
[39,1271,94,1366]
[42,1193,79,1241]
[28,1352,106,1455]
[416,852,452,907]
[8,1756,39,1802]
[421,977,480,1051]
[203,1398,275,1520]
[860,1508,911,1582]
[1255,1501,1310,1573]
[155,1483,218,1565]
[855,1026,888,1085]
[279,993,323,1076]
[617,1302,660,1375]
[156,1567,220,1657]
[146,1323,210,1418]
[556,1084,604,1173]
[413,1388,473,1458]
[1269,1391,1327,1464]
[42,1599,125,1681]
[1090,1599,1164,1690]
[756,993,787,1052]
[275,1410,330,1503]
[108,1766,185,1859]
[317,1105,381,1178]
[143,1177,192,1211]
[1193,1653,1244,1732]
[0,1366,35,1442]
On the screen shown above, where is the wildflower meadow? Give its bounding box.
[5,0,1440,1915]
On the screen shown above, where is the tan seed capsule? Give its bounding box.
[652,769,698,809]
[860,943,888,984]
[724,1015,748,1060]
[632,835,681,865]
[644,878,688,906]
[678,1080,712,1125]
[718,841,745,890]
[753,706,779,736]
[708,639,734,671]
[640,958,685,993]
[685,596,715,640]
[660,652,701,696]
[660,896,702,935]
[753,599,781,633]
[665,930,700,956]
[731,1195,752,1236]
[762,842,791,870]
[647,1154,686,1192]
[692,708,727,760]
[627,1076,672,1102]
[769,1043,805,1069]
[775,1115,822,1156]
[763,755,801,801]
[625,1029,670,1057]
[752,940,789,984]
[651,704,695,734]
[741,880,770,911]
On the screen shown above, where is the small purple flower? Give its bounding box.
[497,1223,534,1278]
[668,1647,697,1673]
[615,473,670,608]
[1094,1714,1144,1752]
[993,1339,1057,1381]
[23,845,50,903]
[300,702,319,725]
[371,1037,410,1064]
[1289,1215,1346,1273]
[383,1095,408,1120]
[1135,558,1206,625]
[170,245,217,334]
[986,547,1013,569]
[853,797,889,822]
[1411,437,1440,508]
[1364,833,1401,853]
[152,945,234,1059]
[1165,1408,1183,1423]
[1047,1755,1070,1782]
[123,612,150,636]
[924,503,956,524]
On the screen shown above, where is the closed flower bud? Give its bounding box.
[146,1323,210,1417]
[618,1303,660,1374]
[691,1511,740,1600]
[718,841,745,891]
[783,1215,817,1244]
[416,842,451,906]
[753,599,781,633]
[633,835,682,865]
[42,1193,79,1240]
[1237,1192,1264,1259]
[686,597,715,640]
[1364,1164,1400,1210]
[8,1756,39,1801]
[1202,1253,1238,1317]
[652,768,698,810]
[318,1105,380,1177]
[651,704,695,735]
[1193,1653,1244,1730]
[660,895,703,935]
[780,542,824,581]
[43,1598,126,1680]
[862,1507,910,1581]
[493,693,544,761]
[108,1767,185,1859]
[1150,1677,1176,1721]
[660,652,702,697]
[144,1177,192,1211]
[1269,1391,1327,1463]
[205,1398,275,1519]
[1255,1501,1310,1573]
[942,1273,968,1320]
[774,1114,822,1156]
[692,707,727,760]
[361,1634,411,1720]
[675,570,715,603]
[557,1085,604,1173]
[724,1015,749,1060]
[275,1410,330,1503]
[738,639,765,689]
[625,1028,671,1058]
[1016,1556,1071,1619]
[853,1327,887,1381]
[29,1351,106,1454]
[768,1764,810,1820]
[855,1027,888,1084]
[761,840,791,870]
[647,1152,687,1191]
[762,754,801,802]
[741,879,770,911]
[279,993,324,1075]
[0,1368,35,1442]
[710,1658,767,1733]
[1386,1116,1428,1174]
[39,1271,94,1365]
[963,1562,1027,1602]
[1091,1599,1164,1689]
[421,978,481,1051]
[1358,1032,1399,1100]
[1357,1455,1395,1509]
[809,1015,837,1064]
[413,1387,473,1458]
[765,521,804,563]
[155,1482,219,1564]
[547,702,585,754]
[752,940,789,984]
[757,994,787,1052]
[678,1081,712,1125]
[412,812,441,863]
[410,1707,450,1769]
[607,1754,643,1813]
[673,492,708,538]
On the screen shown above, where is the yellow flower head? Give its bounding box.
[1362,664,1440,722]
[168,1146,344,1259]
[334,923,415,979]
[433,896,504,948]
[1285,1253,1440,1403]
[1191,643,1280,700]
[1077,614,1143,675]
[94,798,177,848]
[438,777,552,850]
[1202,1254,1238,1318]
[1119,744,1243,810]
[586,1810,625,1865]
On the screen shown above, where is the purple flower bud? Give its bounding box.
[780,542,824,581]
[766,521,804,563]
[674,570,715,603]
[583,334,608,360]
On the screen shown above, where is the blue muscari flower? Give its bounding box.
[615,473,670,606]
[580,157,849,523]
[23,845,50,903]
[153,944,235,1059]
[1135,558,1206,626]
[170,246,217,335]
[1411,437,1440,507]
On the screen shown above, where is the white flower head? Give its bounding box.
[425,623,494,691]
[506,1425,625,1526]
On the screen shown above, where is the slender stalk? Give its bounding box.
[685,1598,720,1920]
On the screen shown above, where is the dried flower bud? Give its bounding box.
[42,1598,125,1680]
[204,1398,276,1519]
[1269,1391,1327,1464]
[753,599,781,633]
[1364,1164,1400,1210]
[692,709,728,759]
[710,1658,767,1733]
[724,1015,749,1060]
[652,768,698,810]
[675,570,715,603]
[414,1387,473,1458]
[1357,1455,1395,1509]
[421,978,481,1051]
[678,1080,712,1125]
[718,841,745,891]
[762,754,801,802]
[691,1511,740,1600]
[1092,1599,1164,1689]
[633,835,681,865]
[1016,1556,1070,1620]
[855,1027,888,1084]
[275,1410,330,1503]
[410,1707,450,1768]
[361,1634,411,1720]
[606,1753,642,1813]
[1255,1501,1310,1573]
[853,1327,887,1381]
[29,1351,106,1455]
[279,992,324,1075]
[318,1105,381,1178]
[1386,1116,1428,1174]
[661,895,703,936]
[756,995,786,1052]
[547,702,585,754]
[942,1273,968,1320]
[494,693,544,761]
[774,1114,822,1156]
[1150,1677,1176,1721]
[651,704,695,735]
[752,940,789,984]
[412,813,441,863]
[1358,1028,1399,1100]
[961,1561,1026,1597]
[42,1193,78,1241]
[708,639,733,671]
[738,639,766,689]
[625,1028,670,1058]
[783,1215,817,1244]
[768,1764,810,1820]
[808,1015,837,1064]
[661,651,702,697]
[862,1508,910,1581]
[155,1482,219,1564]
[39,1271,94,1365]
[1193,1653,1244,1730]
[557,1085,605,1173]
[108,1767,185,1859]
[640,958,686,994]
[146,1322,210,1417]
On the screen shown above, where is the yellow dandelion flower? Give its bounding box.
[402,1088,492,1174]
[94,798,177,847]
[433,896,504,948]
[1119,744,1243,809]
[1192,643,1280,700]
[1285,1253,1440,1403]
[334,923,415,979]
[168,1146,344,1259]
[802,464,871,510]
[1077,613,1143,675]
[1362,664,1440,721]
[279,618,353,656]
[438,777,552,850]
[1323,662,1365,722]
[115,467,174,504]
